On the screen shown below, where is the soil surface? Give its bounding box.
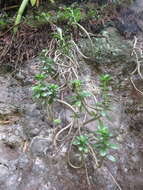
[0,0,143,190]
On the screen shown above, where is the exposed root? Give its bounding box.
[88,144,99,168]
[56,99,78,115]
[131,36,143,95]
[77,23,93,48]
[84,160,91,189]
[71,40,90,59]
[104,166,122,190]
[67,134,84,169]
[53,121,74,148]
[130,77,143,95]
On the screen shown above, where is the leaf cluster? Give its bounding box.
[32,52,59,104]
[32,83,59,104]
[73,135,89,154]
[93,122,118,161]
[53,27,71,54]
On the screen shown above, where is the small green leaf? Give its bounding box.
[99,149,107,156]
[41,100,46,105]
[41,92,48,97]
[79,135,88,143]
[75,101,81,107]
[73,140,80,145]
[53,119,61,125]
[30,0,37,6]
[57,27,63,36]
[84,147,89,153]
[79,147,83,152]
[107,155,116,162]
[100,74,112,82]
[49,0,55,3]
[109,144,119,150]
[34,93,40,98]
[35,73,46,80]
[101,111,106,117]
[32,85,39,91]
[109,133,113,137]
[41,87,48,91]
[106,114,112,121]
[80,91,91,97]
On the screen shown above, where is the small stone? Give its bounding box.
[15,72,25,80]
[30,137,51,157]
[0,103,17,115]
[4,135,22,147]
[18,153,30,169]
[0,165,9,180]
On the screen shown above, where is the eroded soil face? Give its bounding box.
[0,0,143,189]
[0,48,143,190]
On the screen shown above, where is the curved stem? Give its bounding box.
[88,144,99,167]
[71,40,90,59]
[83,115,101,126]
[67,134,84,169]
[76,23,93,47]
[53,121,73,148]
[56,99,77,115]
[14,0,29,34]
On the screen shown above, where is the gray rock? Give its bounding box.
[0,165,9,180]
[15,72,26,81]
[22,117,43,138]
[30,137,51,157]
[18,153,31,169]
[22,103,41,118]
[0,11,143,189]
[0,103,17,116]
[5,172,21,190]
[79,27,134,65]
[4,135,22,147]
[32,157,48,175]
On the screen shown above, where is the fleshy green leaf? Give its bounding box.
[75,101,82,107]
[79,135,88,143]
[41,92,48,97]
[107,155,116,162]
[84,147,89,153]
[53,119,61,125]
[56,27,63,38]
[101,111,106,117]
[35,93,40,98]
[80,91,91,97]
[109,144,119,150]
[30,0,37,6]
[49,0,55,3]
[73,140,80,145]
[99,149,107,156]
[79,147,83,152]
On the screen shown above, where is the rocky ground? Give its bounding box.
[0,0,143,190]
[0,26,143,189]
